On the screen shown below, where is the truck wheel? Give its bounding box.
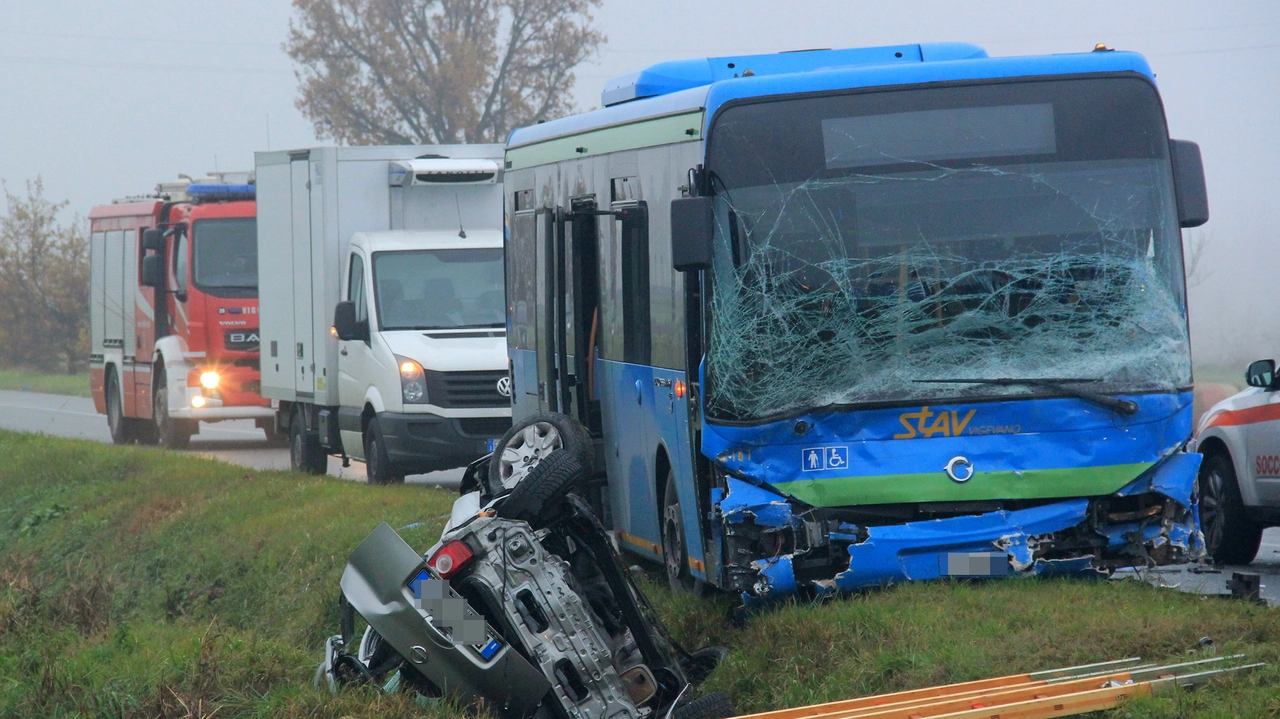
[105,368,134,445]
[1199,452,1263,565]
[497,450,586,525]
[488,412,592,497]
[673,691,736,719]
[663,474,707,595]
[364,418,404,485]
[290,409,328,475]
[153,365,193,450]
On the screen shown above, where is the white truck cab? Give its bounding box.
[1192,358,1280,564]
[256,145,511,482]
[334,229,509,477]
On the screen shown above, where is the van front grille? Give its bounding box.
[423,370,509,409]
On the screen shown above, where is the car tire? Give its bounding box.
[497,450,586,525]
[488,412,593,497]
[673,691,736,719]
[365,417,404,485]
[290,409,328,475]
[105,368,133,445]
[153,364,193,450]
[1199,451,1263,565]
[663,474,708,595]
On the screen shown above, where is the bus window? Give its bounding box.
[618,203,650,365]
[509,210,538,350]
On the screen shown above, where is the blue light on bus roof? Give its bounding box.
[187,184,255,201]
[601,43,988,107]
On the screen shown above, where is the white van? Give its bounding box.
[256,146,511,482]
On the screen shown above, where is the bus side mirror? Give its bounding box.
[141,254,165,288]
[1246,359,1276,389]
[671,196,714,272]
[333,301,368,342]
[142,228,165,251]
[1170,139,1208,228]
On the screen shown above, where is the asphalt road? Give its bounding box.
[7,388,1280,603]
[0,389,464,489]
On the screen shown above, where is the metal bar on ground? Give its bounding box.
[729,658,1143,719]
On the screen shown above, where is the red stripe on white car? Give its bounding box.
[1203,402,1280,430]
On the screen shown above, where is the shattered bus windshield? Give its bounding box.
[704,77,1190,421]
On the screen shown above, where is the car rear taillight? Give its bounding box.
[427,540,475,579]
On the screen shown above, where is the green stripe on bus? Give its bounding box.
[505,111,704,170]
[770,462,1155,507]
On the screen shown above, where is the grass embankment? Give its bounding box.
[0,367,90,397]
[3,432,1280,717]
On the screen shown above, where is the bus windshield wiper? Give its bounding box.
[912,377,1139,416]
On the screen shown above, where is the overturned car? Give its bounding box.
[319,450,731,719]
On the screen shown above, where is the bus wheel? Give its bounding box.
[488,412,592,497]
[153,365,193,450]
[105,368,133,445]
[663,474,707,595]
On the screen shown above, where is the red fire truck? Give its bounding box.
[88,175,274,448]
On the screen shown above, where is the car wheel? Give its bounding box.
[1199,451,1263,565]
[153,365,192,450]
[497,450,587,525]
[105,368,133,445]
[663,473,708,595]
[290,409,328,475]
[673,691,736,719]
[488,412,592,497]
[365,418,404,485]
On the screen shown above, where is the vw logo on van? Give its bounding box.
[496,376,512,398]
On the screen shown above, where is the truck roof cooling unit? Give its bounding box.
[388,158,503,186]
[186,184,256,203]
[600,42,989,107]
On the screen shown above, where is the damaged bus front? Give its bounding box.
[502,43,1210,606]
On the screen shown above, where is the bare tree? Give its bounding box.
[0,179,89,373]
[286,0,604,145]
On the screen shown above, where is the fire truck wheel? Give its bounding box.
[364,418,404,485]
[1199,451,1263,565]
[290,409,328,475]
[487,412,593,497]
[105,368,133,445]
[663,474,708,596]
[153,365,193,450]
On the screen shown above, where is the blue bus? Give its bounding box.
[495,42,1210,603]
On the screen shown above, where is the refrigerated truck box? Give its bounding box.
[255,144,511,478]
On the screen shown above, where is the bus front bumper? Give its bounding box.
[714,453,1205,605]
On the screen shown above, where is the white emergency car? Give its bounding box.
[1191,358,1280,564]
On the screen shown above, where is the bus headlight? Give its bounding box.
[397,355,428,404]
[200,371,220,389]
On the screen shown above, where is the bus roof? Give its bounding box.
[506,45,1155,164]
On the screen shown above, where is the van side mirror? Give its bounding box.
[1246,359,1276,389]
[1170,140,1209,228]
[333,301,368,342]
[671,196,714,272]
[142,228,165,251]
[141,254,165,288]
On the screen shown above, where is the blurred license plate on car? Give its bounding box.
[942,552,1011,576]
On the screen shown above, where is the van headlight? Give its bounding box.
[397,355,428,404]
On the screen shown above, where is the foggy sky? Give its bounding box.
[1,0,1274,370]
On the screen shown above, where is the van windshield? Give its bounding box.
[372,248,505,330]
[192,218,257,298]
[704,76,1190,421]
